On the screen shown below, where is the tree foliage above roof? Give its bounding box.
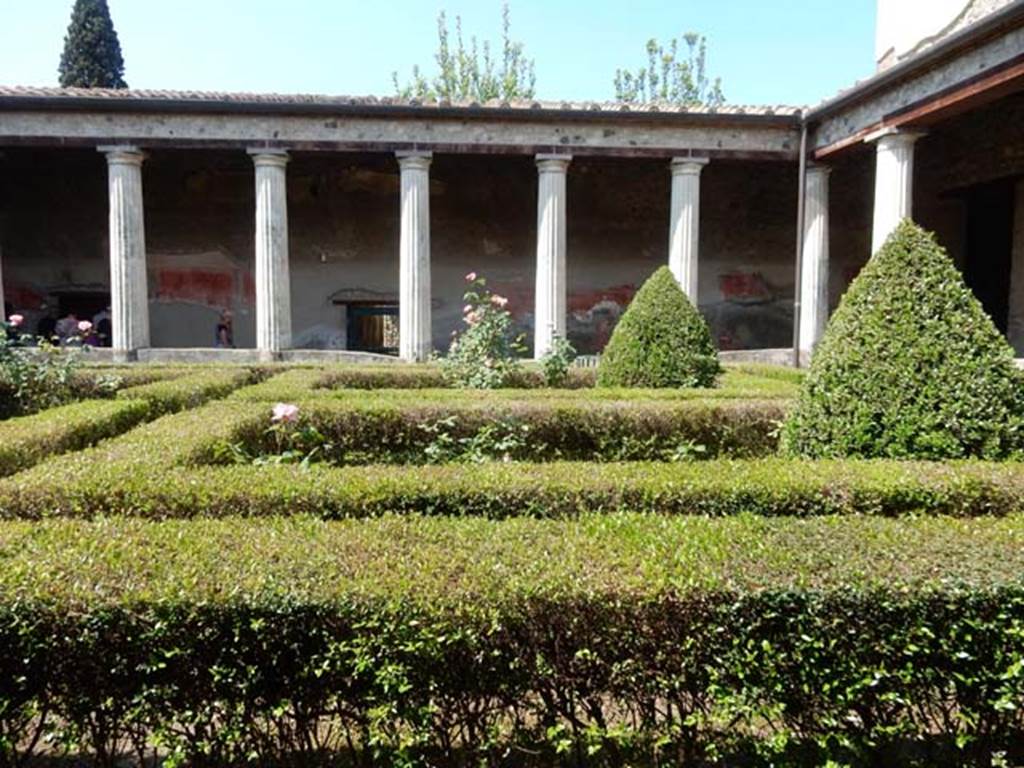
[58,0,127,89]
[614,33,725,107]
[393,2,535,103]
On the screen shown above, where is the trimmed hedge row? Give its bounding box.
[228,397,786,464]
[1,400,1020,518]
[0,514,1023,766]
[0,399,152,477]
[229,367,799,403]
[116,367,262,414]
[317,363,599,390]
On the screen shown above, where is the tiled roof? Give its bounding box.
[0,85,803,118]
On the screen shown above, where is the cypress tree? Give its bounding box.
[58,0,128,89]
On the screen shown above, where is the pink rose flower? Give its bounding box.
[8,314,23,327]
[465,272,477,282]
[271,402,300,424]
[463,304,473,314]
[77,320,93,333]
[490,295,508,308]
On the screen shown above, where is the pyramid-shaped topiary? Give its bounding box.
[783,219,1024,459]
[598,266,720,388]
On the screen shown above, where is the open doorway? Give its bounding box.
[963,180,1015,335]
[345,303,399,355]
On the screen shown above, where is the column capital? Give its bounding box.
[536,154,572,173]
[396,151,433,171]
[864,127,926,148]
[806,163,832,178]
[247,148,289,168]
[670,157,710,175]
[98,145,145,166]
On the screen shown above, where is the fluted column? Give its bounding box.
[397,152,432,362]
[99,146,149,360]
[248,149,291,360]
[799,165,831,361]
[869,129,924,254]
[668,157,709,304]
[534,154,571,358]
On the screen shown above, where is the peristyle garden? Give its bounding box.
[1,221,1024,766]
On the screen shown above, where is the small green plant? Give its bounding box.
[419,415,533,463]
[783,220,1024,460]
[539,334,576,387]
[598,266,720,388]
[441,272,525,389]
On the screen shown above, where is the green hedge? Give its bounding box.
[116,367,261,414]
[2,421,1021,519]
[0,514,1023,766]
[315,363,598,390]
[0,399,151,477]
[229,367,798,403]
[227,397,785,464]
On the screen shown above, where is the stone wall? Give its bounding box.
[0,148,799,354]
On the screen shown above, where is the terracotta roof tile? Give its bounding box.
[0,85,804,118]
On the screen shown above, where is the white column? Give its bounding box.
[99,146,149,359]
[868,129,924,254]
[668,157,709,304]
[397,152,432,362]
[799,165,831,361]
[534,154,571,358]
[248,149,291,360]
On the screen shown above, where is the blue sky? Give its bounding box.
[0,0,877,107]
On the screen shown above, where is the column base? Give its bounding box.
[112,349,140,364]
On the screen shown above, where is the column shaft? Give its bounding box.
[249,150,291,359]
[668,158,709,303]
[534,154,571,358]
[397,152,432,362]
[870,130,923,254]
[100,146,149,358]
[799,165,831,360]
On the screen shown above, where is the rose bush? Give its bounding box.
[440,272,525,388]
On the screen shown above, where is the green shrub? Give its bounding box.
[0,515,1023,766]
[784,220,1024,459]
[598,266,720,388]
[221,397,784,465]
[0,399,152,477]
[116,367,261,414]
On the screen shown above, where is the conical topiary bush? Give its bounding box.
[783,219,1024,459]
[597,266,720,388]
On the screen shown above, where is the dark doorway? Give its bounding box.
[345,303,399,355]
[964,180,1015,334]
